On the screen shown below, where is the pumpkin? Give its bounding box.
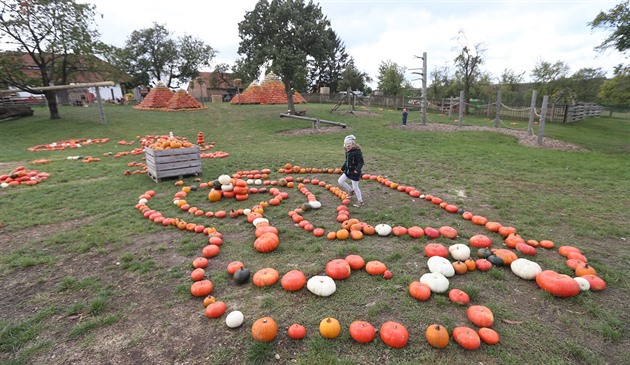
[407,226,425,238]
[476,247,493,258]
[204,301,227,318]
[190,268,205,281]
[438,226,458,239]
[408,281,432,301]
[424,226,440,238]
[448,288,470,305]
[487,254,504,266]
[254,232,279,253]
[425,324,450,348]
[452,260,468,275]
[424,243,449,258]
[484,221,502,232]
[251,317,278,342]
[319,317,341,339]
[574,277,591,291]
[504,233,525,248]
[225,311,244,328]
[579,274,606,291]
[558,245,581,257]
[227,261,244,275]
[325,259,351,280]
[233,266,251,285]
[307,275,337,297]
[380,321,409,349]
[478,327,500,345]
[467,305,494,327]
[427,256,455,277]
[345,254,365,270]
[464,258,476,271]
[448,243,471,261]
[420,272,450,293]
[190,280,213,297]
[510,258,542,280]
[255,224,277,237]
[497,226,516,237]
[491,249,518,265]
[193,257,209,269]
[575,263,597,276]
[539,239,555,249]
[202,244,220,258]
[375,223,392,236]
[336,229,350,240]
[362,225,376,235]
[252,268,280,287]
[475,259,493,271]
[453,326,481,350]
[349,320,376,343]
[535,270,581,297]
[469,234,492,248]
[217,174,232,185]
[202,295,216,307]
[516,242,537,256]
[281,270,306,291]
[365,261,387,275]
[208,188,222,202]
[287,324,307,339]
[391,226,408,236]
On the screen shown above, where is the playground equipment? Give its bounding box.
[280,113,347,129]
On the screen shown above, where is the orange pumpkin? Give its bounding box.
[280,270,306,291]
[254,232,279,253]
[467,305,495,327]
[325,259,352,280]
[478,327,500,345]
[227,261,244,275]
[426,324,450,348]
[251,317,278,342]
[287,323,307,340]
[204,301,226,318]
[345,254,365,270]
[190,280,213,297]
[380,321,409,349]
[252,268,280,287]
[452,326,481,350]
[365,261,387,275]
[319,317,341,339]
[349,320,376,343]
[408,281,431,301]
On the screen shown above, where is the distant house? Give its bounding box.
[187,72,238,102]
[2,52,127,104]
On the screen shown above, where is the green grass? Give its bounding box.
[0,102,629,364]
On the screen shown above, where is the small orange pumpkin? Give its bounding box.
[319,317,341,339]
[426,324,450,348]
[251,317,278,342]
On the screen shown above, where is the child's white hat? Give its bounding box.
[344,135,356,145]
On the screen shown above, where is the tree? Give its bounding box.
[428,65,456,100]
[338,58,371,94]
[589,1,630,54]
[307,29,348,93]
[531,60,572,102]
[376,60,407,96]
[116,23,216,88]
[0,0,103,119]
[498,68,526,104]
[237,0,334,114]
[570,67,607,102]
[453,30,485,114]
[598,64,630,114]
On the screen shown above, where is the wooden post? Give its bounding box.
[494,89,501,128]
[421,51,427,126]
[94,87,106,124]
[538,95,548,146]
[527,90,537,136]
[448,97,453,118]
[457,91,464,127]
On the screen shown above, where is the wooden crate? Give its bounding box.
[145,146,202,182]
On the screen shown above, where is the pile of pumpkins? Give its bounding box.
[1,166,50,187]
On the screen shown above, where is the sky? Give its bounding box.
[87,0,623,88]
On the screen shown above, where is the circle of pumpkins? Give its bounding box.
[134,163,606,350]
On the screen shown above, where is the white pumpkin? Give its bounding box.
[574,277,591,291]
[510,258,542,280]
[1,182,9,188]
[173,199,180,205]
[218,174,232,185]
[375,223,392,236]
[252,217,269,227]
[448,244,471,261]
[427,256,455,277]
[307,275,336,297]
[138,198,148,205]
[420,272,450,293]
[246,179,254,185]
[221,183,234,192]
[254,179,263,185]
[308,201,322,209]
[243,208,251,215]
[225,310,244,328]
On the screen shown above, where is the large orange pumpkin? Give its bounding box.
[190,279,213,297]
[251,317,278,342]
[325,259,351,280]
[281,270,306,291]
[426,324,450,348]
[254,232,279,253]
[349,320,376,343]
[452,326,481,350]
[380,321,409,349]
[252,268,280,287]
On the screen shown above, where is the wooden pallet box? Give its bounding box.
[145,146,202,182]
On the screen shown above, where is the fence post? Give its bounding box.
[457,91,464,127]
[538,95,548,146]
[448,97,453,118]
[494,89,501,128]
[527,90,537,136]
[94,87,106,124]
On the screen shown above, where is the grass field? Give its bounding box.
[0,102,629,365]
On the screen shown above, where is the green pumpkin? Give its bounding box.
[476,248,492,259]
[234,267,250,285]
[487,254,504,266]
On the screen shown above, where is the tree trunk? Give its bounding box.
[284,79,296,115]
[45,90,61,119]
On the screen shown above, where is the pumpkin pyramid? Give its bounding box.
[231,72,306,105]
[133,82,174,110]
[165,90,207,110]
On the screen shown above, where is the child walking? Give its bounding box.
[338,135,364,207]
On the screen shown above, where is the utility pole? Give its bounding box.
[410,52,427,125]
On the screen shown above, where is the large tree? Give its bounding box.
[531,60,572,102]
[237,0,334,114]
[307,29,348,93]
[589,1,630,54]
[114,23,216,88]
[570,67,607,102]
[0,0,103,119]
[376,60,407,96]
[498,68,526,104]
[453,30,485,114]
[598,64,630,113]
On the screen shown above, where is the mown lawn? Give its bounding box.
[0,102,628,365]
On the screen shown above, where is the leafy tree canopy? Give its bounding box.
[590,1,630,54]
[376,60,407,96]
[338,58,371,94]
[237,0,334,113]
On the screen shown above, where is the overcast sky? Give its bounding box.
[88,0,623,88]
